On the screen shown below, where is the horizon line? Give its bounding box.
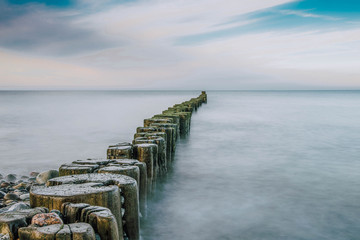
[1,89,360,92]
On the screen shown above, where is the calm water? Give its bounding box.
[142,91,360,240]
[0,91,197,174]
[1,90,360,239]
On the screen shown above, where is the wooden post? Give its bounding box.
[109,159,148,218]
[107,143,133,159]
[133,136,166,175]
[133,143,157,194]
[31,182,123,240]
[47,173,139,240]
[59,163,99,176]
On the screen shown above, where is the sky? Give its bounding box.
[0,0,359,90]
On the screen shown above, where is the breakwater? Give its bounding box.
[0,91,207,240]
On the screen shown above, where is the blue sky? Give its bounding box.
[178,0,360,44]
[6,0,73,7]
[0,0,359,89]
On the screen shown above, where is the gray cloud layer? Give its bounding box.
[1,0,359,89]
[0,1,117,56]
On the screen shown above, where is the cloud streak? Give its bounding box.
[0,0,360,89]
[277,9,341,21]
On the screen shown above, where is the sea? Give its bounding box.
[1,90,359,240]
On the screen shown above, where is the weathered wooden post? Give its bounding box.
[59,163,99,176]
[107,142,133,159]
[47,173,140,240]
[19,223,96,240]
[98,164,147,219]
[72,158,114,166]
[161,111,191,137]
[62,203,120,240]
[201,91,207,103]
[153,114,180,138]
[148,123,177,153]
[143,118,173,127]
[133,143,157,193]
[134,131,170,162]
[133,136,166,175]
[0,208,48,240]
[135,127,157,133]
[171,104,194,113]
[137,126,174,159]
[30,182,123,239]
[99,166,140,191]
[109,159,148,218]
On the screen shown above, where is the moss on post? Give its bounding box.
[143,118,172,127]
[72,158,113,166]
[161,111,191,137]
[153,114,180,138]
[59,164,99,176]
[148,123,177,153]
[107,143,133,160]
[133,136,166,175]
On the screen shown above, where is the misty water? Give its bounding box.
[0,91,197,174]
[1,91,360,239]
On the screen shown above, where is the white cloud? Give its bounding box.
[277,9,341,21]
[78,0,294,41]
[1,0,360,89]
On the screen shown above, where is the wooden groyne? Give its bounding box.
[0,91,207,240]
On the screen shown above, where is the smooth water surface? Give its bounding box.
[142,91,360,240]
[0,90,197,174]
[1,90,359,240]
